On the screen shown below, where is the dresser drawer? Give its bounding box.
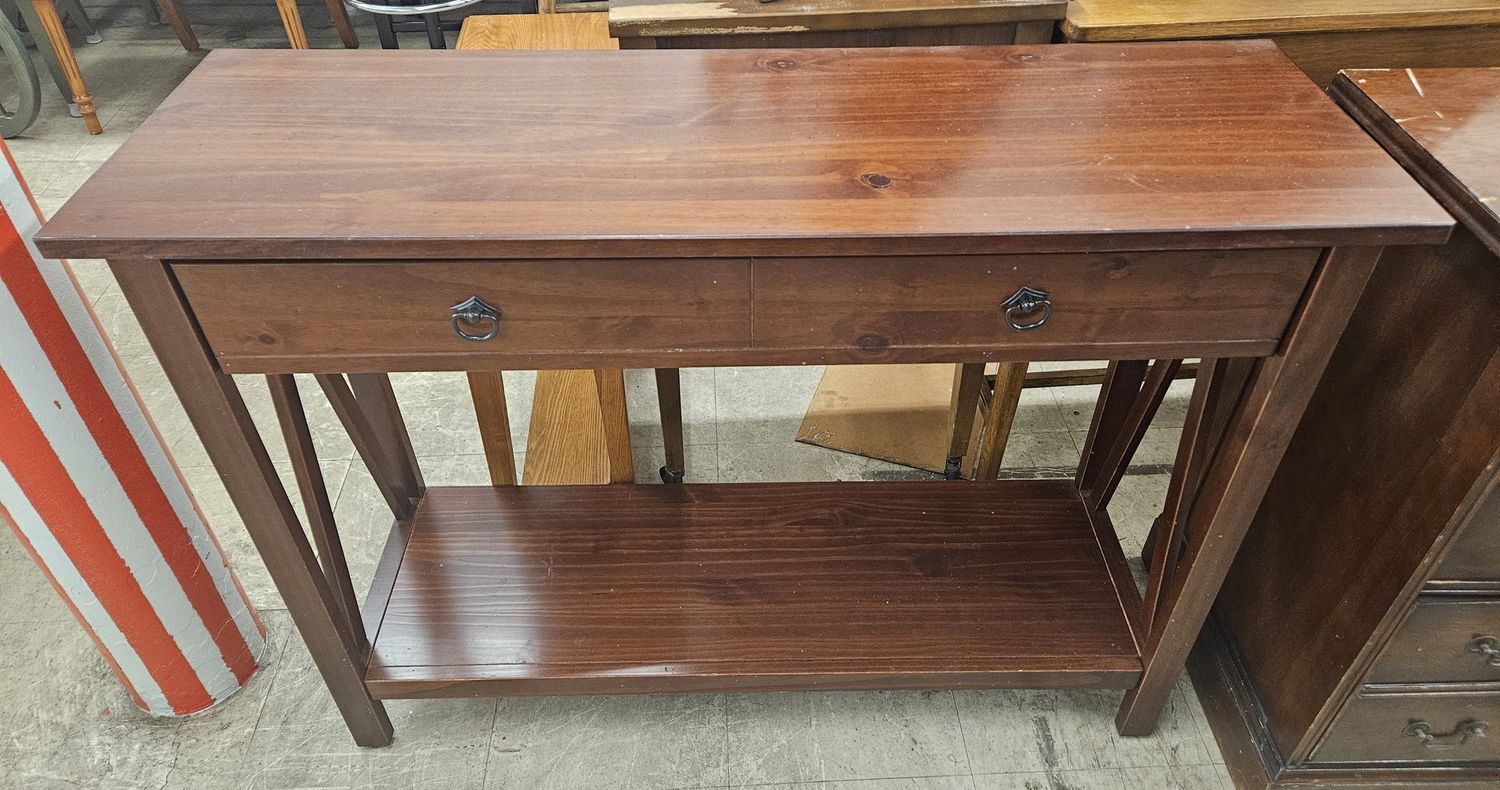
[1314,689,1500,764]
[751,249,1320,360]
[1434,485,1500,582]
[173,260,752,372]
[1371,598,1500,684]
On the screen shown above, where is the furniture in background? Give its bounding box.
[607,0,1063,47]
[1188,67,1500,788]
[1063,0,1500,86]
[22,0,100,132]
[610,0,1070,482]
[35,42,1449,747]
[274,0,360,48]
[454,11,655,487]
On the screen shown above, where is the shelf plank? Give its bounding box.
[365,481,1142,698]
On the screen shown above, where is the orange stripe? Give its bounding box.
[0,369,213,713]
[0,226,258,683]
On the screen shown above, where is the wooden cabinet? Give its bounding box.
[1189,67,1500,788]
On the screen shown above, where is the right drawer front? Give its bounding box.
[1370,598,1500,684]
[1314,690,1500,764]
[751,248,1319,359]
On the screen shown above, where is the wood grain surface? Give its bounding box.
[364,481,1143,697]
[36,43,1450,261]
[1064,0,1500,41]
[1335,67,1500,256]
[456,11,617,50]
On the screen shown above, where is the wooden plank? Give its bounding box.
[365,480,1142,696]
[1064,0,1500,41]
[467,372,517,486]
[456,12,617,50]
[522,370,612,485]
[609,0,1066,38]
[34,43,1452,261]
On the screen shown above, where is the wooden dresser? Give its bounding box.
[608,0,1065,48]
[1062,0,1500,86]
[1190,67,1500,787]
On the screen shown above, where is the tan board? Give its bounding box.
[797,364,983,475]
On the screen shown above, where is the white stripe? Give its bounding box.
[0,283,241,699]
[0,178,264,657]
[0,464,174,715]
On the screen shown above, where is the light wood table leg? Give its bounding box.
[154,0,199,51]
[973,362,1028,480]
[468,372,516,486]
[594,369,634,483]
[30,0,100,134]
[276,0,310,49]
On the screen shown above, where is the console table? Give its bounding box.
[34,43,1449,747]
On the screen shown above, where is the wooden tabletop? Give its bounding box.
[1065,0,1500,42]
[37,43,1450,261]
[609,0,1067,38]
[1333,67,1500,255]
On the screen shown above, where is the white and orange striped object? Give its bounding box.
[0,143,266,715]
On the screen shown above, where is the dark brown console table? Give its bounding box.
[34,43,1449,747]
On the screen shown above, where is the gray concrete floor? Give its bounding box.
[0,5,1227,788]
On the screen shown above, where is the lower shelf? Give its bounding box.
[362,480,1144,698]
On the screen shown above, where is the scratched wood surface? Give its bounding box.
[1064,0,1500,41]
[1334,67,1500,255]
[35,43,1450,262]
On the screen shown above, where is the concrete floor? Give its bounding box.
[0,5,1228,789]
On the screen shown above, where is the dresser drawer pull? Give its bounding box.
[1467,636,1500,668]
[1403,720,1488,749]
[450,296,500,342]
[1001,286,1051,331]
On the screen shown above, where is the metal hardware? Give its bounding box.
[450,296,500,342]
[1468,635,1500,668]
[1001,286,1052,331]
[344,0,480,15]
[943,456,963,480]
[659,466,685,484]
[1404,720,1488,749]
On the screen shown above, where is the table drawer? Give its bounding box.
[1371,598,1500,684]
[751,249,1320,359]
[1313,689,1500,764]
[173,260,752,372]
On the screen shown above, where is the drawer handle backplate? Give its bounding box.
[1468,635,1500,668]
[451,295,500,342]
[1404,720,1488,750]
[1001,286,1052,331]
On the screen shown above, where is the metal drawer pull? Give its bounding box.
[1468,635,1500,668]
[450,296,500,342]
[1001,286,1052,331]
[1404,720,1488,749]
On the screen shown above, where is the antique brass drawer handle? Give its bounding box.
[450,296,500,342]
[1001,286,1051,331]
[1404,720,1488,749]
[1468,635,1500,668]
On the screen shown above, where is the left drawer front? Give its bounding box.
[174,260,752,372]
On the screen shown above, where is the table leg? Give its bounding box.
[324,0,359,48]
[594,369,634,483]
[973,362,1028,480]
[112,259,392,746]
[28,0,99,134]
[944,363,984,479]
[275,0,310,49]
[1114,245,1382,734]
[468,372,517,485]
[655,368,685,483]
[153,0,198,51]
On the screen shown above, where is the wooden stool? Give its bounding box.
[456,13,686,487]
